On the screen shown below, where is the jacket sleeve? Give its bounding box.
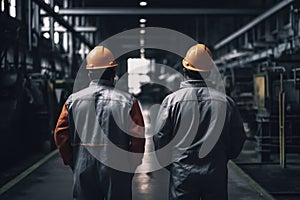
[228,104,246,159]
[153,100,173,170]
[54,103,73,165]
[153,99,174,150]
[129,99,145,153]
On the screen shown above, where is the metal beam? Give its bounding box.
[74,26,97,32]
[41,26,97,32]
[58,8,262,16]
[219,41,293,68]
[32,0,93,48]
[28,0,32,51]
[214,0,294,50]
[50,0,54,49]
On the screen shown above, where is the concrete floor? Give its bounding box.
[0,147,268,200]
[235,140,300,200]
[0,107,272,199]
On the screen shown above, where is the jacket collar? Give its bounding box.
[89,79,114,87]
[180,79,208,88]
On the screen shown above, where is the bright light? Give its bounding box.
[11,0,16,7]
[54,32,59,44]
[63,33,68,51]
[1,0,4,12]
[127,58,150,74]
[140,48,145,53]
[139,1,147,6]
[43,17,50,27]
[140,24,145,28]
[9,0,16,18]
[44,0,50,4]
[139,18,147,23]
[140,39,145,46]
[40,9,46,15]
[140,29,146,34]
[43,32,50,39]
[10,7,16,17]
[54,5,59,13]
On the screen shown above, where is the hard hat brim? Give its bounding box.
[182,59,211,72]
[86,63,118,70]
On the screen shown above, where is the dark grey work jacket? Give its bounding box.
[153,79,246,194]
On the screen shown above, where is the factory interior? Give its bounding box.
[0,0,300,199]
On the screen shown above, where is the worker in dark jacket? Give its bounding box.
[54,46,145,200]
[153,44,246,200]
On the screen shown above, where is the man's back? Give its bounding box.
[154,79,246,200]
[55,46,145,200]
[66,80,135,153]
[56,80,145,200]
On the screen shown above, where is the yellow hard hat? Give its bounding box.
[182,44,213,72]
[86,46,118,69]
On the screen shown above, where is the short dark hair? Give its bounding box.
[88,67,116,80]
[183,68,210,80]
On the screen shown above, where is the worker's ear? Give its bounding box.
[87,70,93,81]
[183,68,187,78]
[113,75,119,85]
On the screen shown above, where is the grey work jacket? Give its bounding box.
[55,79,145,170]
[153,79,246,169]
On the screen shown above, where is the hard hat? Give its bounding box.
[86,46,118,69]
[182,44,213,72]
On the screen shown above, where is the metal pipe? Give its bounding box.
[214,0,294,50]
[279,73,286,168]
[236,162,300,165]
[58,8,262,16]
[28,0,32,51]
[32,0,92,48]
[41,26,98,32]
[34,3,40,36]
[50,0,54,49]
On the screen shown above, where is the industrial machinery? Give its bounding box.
[0,6,69,168]
[253,66,300,162]
[214,0,300,165]
[223,67,256,137]
[0,69,59,167]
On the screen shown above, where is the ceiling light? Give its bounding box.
[140,29,146,34]
[140,39,145,46]
[43,32,50,39]
[54,32,59,44]
[54,5,59,13]
[139,18,146,23]
[140,2,147,6]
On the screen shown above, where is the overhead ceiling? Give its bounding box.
[57,0,279,61]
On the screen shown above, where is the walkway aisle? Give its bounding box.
[0,151,269,200]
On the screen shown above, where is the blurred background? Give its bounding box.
[0,0,300,199]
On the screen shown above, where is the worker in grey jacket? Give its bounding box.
[153,44,246,200]
[55,46,145,200]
